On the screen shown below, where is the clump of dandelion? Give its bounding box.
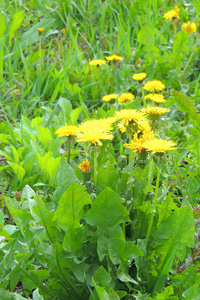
[76,118,114,185]
[118,93,135,103]
[132,73,147,81]
[102,94,118,102]
[141,107,170,132]
[89,59,106,66]
[145,93,166,104]
[143,80,165,92]
[79,159,92,181]
[182,21,197,34]
[163,5,179,21]
[144,138,177,243]
[55,125,78,163]
[105,55,123,62]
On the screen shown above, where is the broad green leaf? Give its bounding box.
[187,176,199,198]
[153,206,195,294]
[31,117,43,127]
[97,163,120,190]
[0,13,6,39]
[36,125,51,148]
[173,30,188,52]
[154,285,174,299]
[53,182,92,231]
[137,25,155,46]
[117,264,138,284]
[85,186,130,230]
[9,162,25,181]
[53,157,80,201]
[63,220,87,256]
[92,266,111,288]
[9,11,25,45]
[70,106,82,124]
[32,288,44,300]
[58,98,72,123]
[45,156,60,181]
[182,283,200,300]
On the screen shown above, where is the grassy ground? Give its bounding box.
[0,0,200,299]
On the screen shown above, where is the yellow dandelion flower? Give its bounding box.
[145,93,166,103]
[143,80,165,92]
[124,131,154,153]
[141,107,170,117]
[182,21,197,34]
[132,72,147,81]
[61,28,66,34]
[78,159,92,173]
[144,139,177,153]
[118,93,135,103]
[76,131,113,146]
[105,55,123,61]
[37,28,44,33]
[164,5,179,21]
[89,59,106,66]
[78,118,115,133]
[115,109,151,133]
[102,94,118,102]
[55,125,78,137]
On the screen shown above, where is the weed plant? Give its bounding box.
[0,0,200,299]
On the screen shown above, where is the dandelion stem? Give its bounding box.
[180,33,200,82]
[145,159,153,194]
[146,164,161,243]
[93,147,97,186]
[129,133,133,163]
[67,137,71,164]
[142,88,146,107]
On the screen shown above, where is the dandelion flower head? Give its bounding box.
[144,138,177,153]
[102,94,118,102]
[145,94,166,103]
[132,72,147,81]
[182,21,197,34]
[55,125,78,137]
[37,28,44,33]
[105,55,123,61]
[115,109,151,133]
[89,59,106,66]
[164,5,179,21]
[78,159,92,173]
[118,93,135,103]
[143,80,165,92]
[141,107,170,117]
[76,118,114,146]
[124,130,154,153]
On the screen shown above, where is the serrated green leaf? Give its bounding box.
[97,163,120,190]
[53,182,92,231]
[36,125,51,148]
[9,11,25,45]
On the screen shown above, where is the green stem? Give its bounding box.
[145,159,153,194]
[137,167,142,184]
[93,146,98,186]
[129,133,133,163]
[179,33,200,82]
[146,164,161,244]
[142,87,146,107]
[67,137,71,164]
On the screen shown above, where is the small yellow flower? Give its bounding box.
[143,80,165,92]
[102,94,118,102]
[105,55,123,61]
[61,28,66,34]
[144,139,177,153]
[132,73,147,81]
[78,159,92,173]
[55,125,78,137]
[37,28,44,33]
[124,131,154,153]
[141,107,170,117]
[76,118,114,146]
[163,5,180,21]
[182,21,197,34]
[115,109,151,133]
[89,59,106,66]
[145,94,166,103]
[118,93,135,103]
